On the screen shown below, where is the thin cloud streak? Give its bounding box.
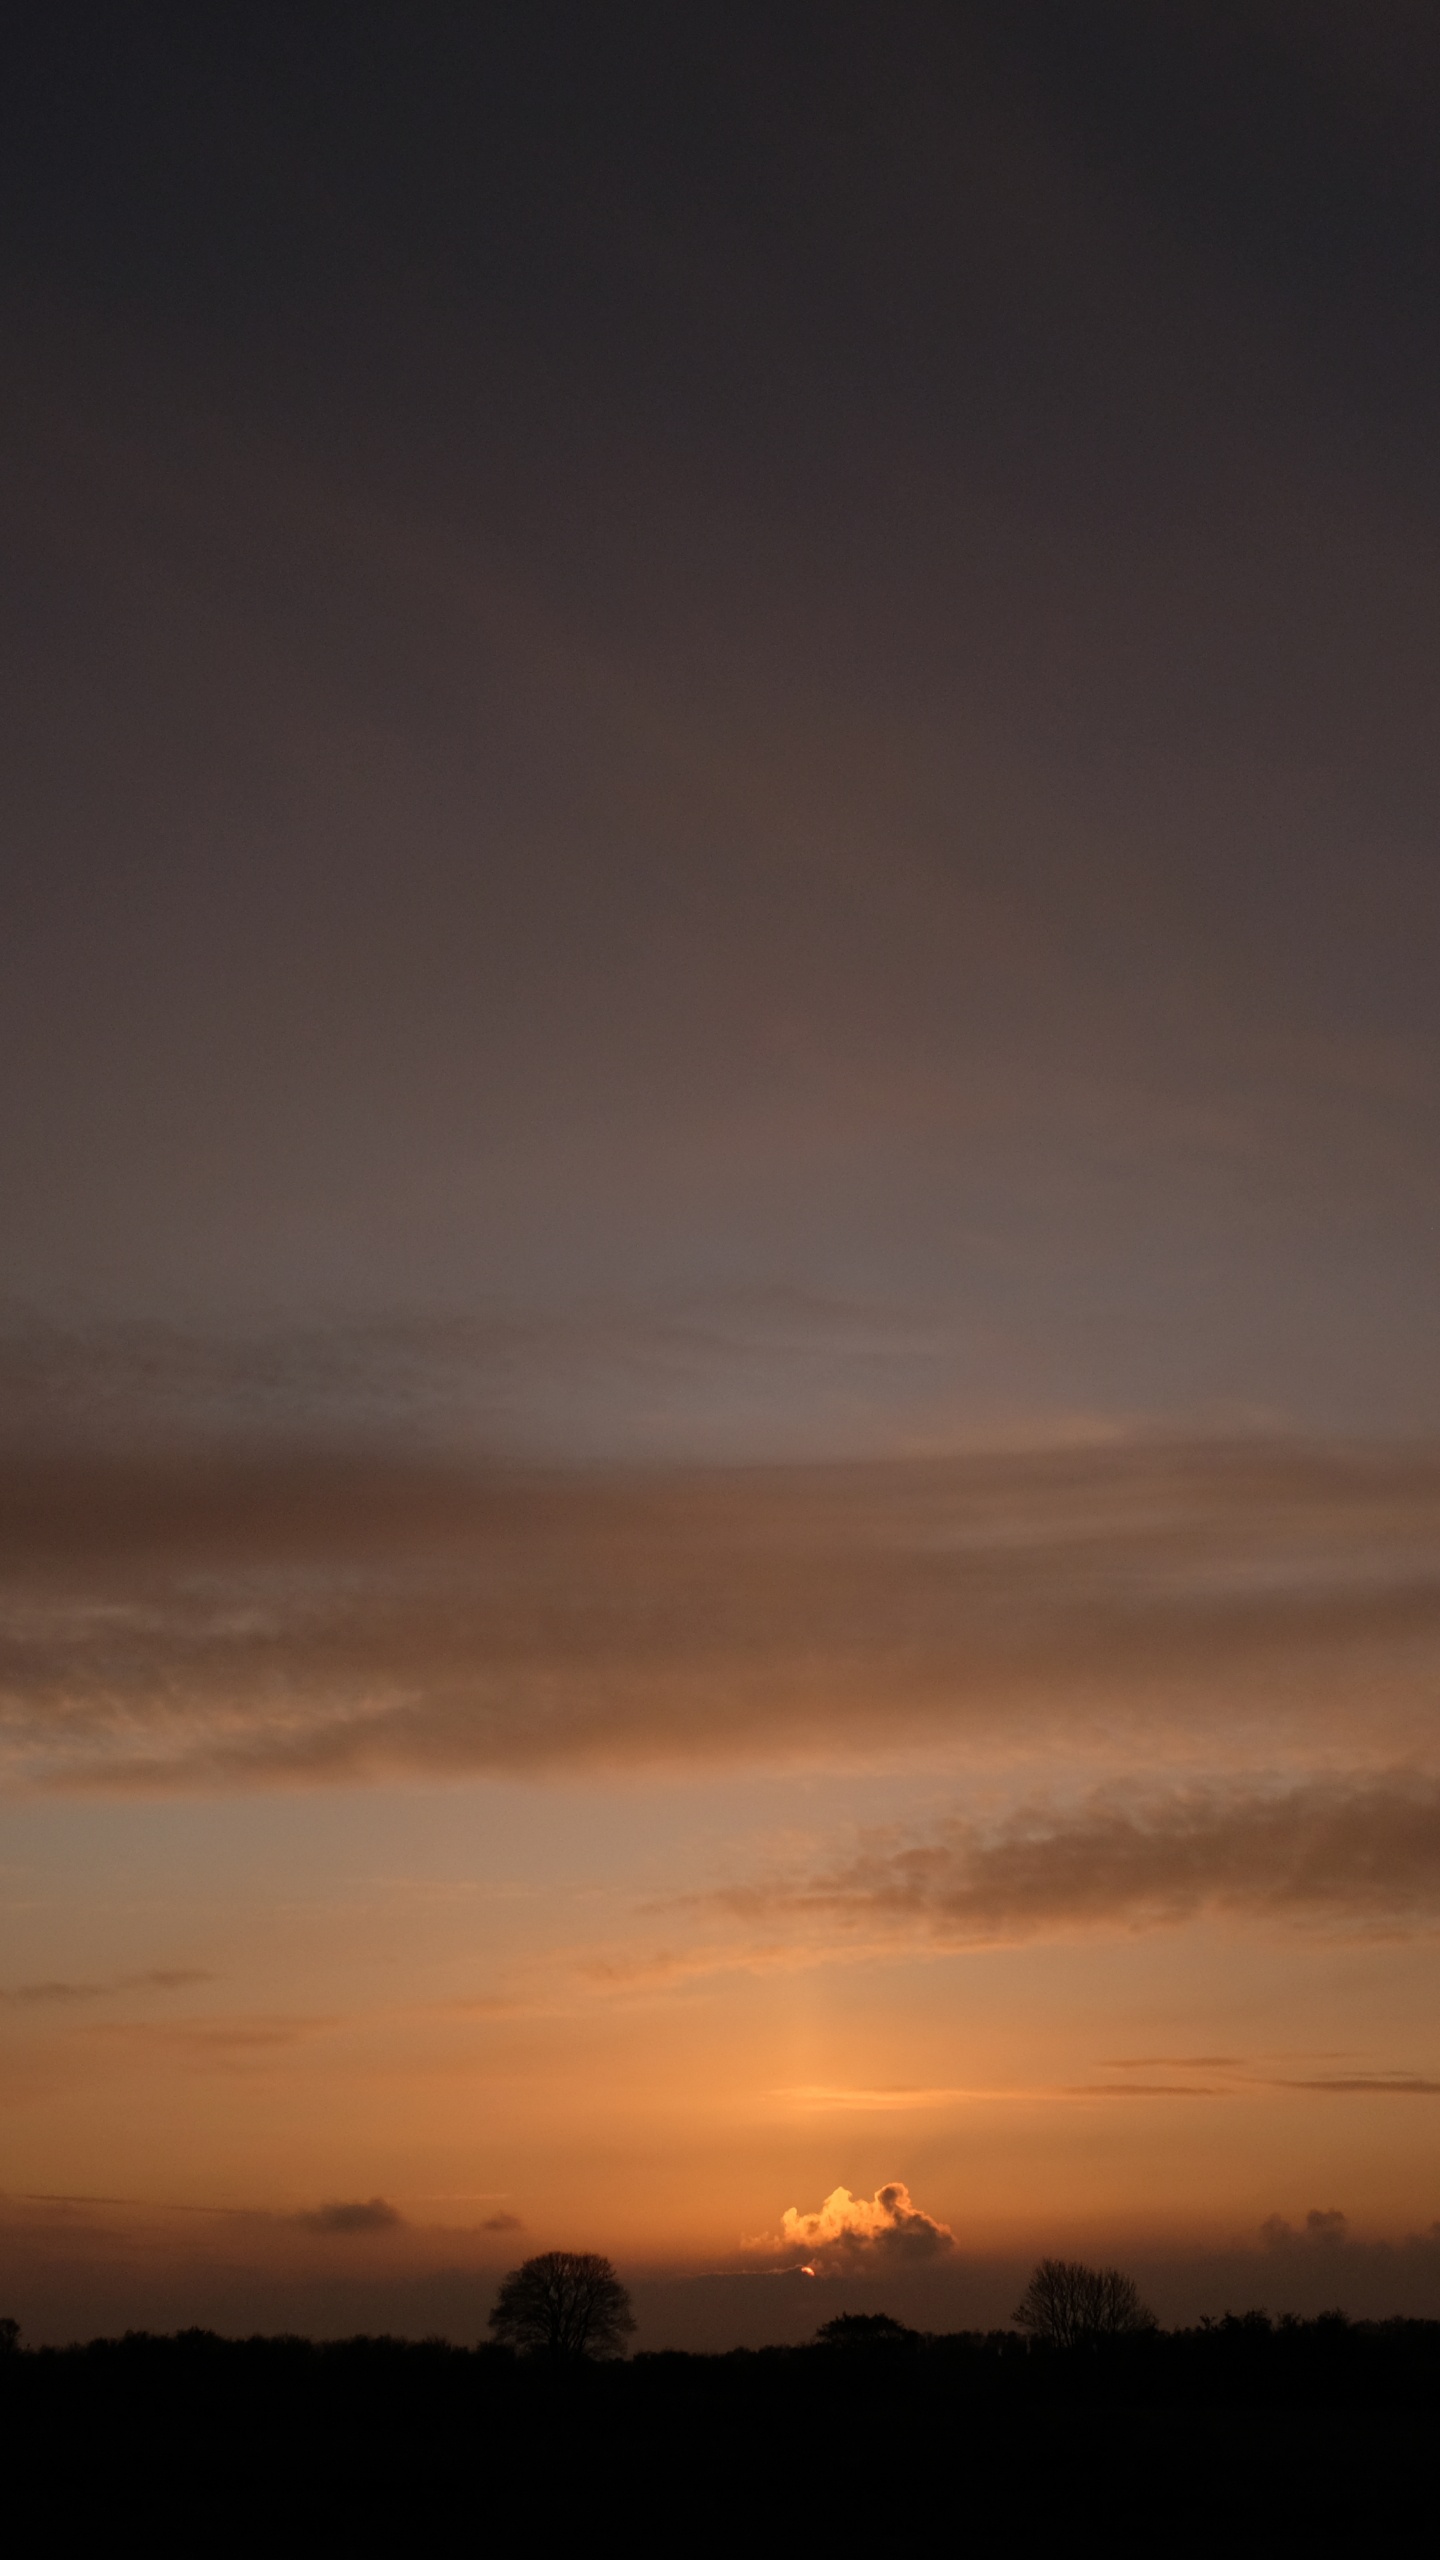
[772,2084,992,2113]
[1,1970,214,2004]
[1100,2055,1245,2069]
[773,2072,1440,2107]
[78,2016,338,2063]
[1061,2082,1231,2099]
[4,1436,1440,1791]
[1277,2076,1440,2097]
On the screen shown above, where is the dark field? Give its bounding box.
[4,2318,1438,2554]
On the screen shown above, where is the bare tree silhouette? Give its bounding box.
[1014,2258,1156,2347]
[488,2252,635,2358]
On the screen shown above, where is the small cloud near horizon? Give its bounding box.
[296,2197,404,2236]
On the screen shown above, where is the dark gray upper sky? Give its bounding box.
[3,2,1439,1448]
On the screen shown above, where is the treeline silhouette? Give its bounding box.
[3,2303,1439,2549]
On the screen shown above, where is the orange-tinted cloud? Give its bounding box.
[764,2181,955,2273]
[4,1435,1440,1790]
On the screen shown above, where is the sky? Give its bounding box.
[3,1,1440,2344]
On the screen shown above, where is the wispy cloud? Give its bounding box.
[574,1942,815,1994]
[709,1772,1440,1946]
[80,2015,336,2065]
[4,1436,1440,1791]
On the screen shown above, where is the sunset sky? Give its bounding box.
[4,2,1440,2345]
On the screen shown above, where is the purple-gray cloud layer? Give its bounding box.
[2,1434,1439,1791]
[0,1298,1092,1467]
[2,12,1440,1436]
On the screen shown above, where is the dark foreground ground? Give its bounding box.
[4,2316,1438,2554]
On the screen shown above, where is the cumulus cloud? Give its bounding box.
[296,2198,404,2236]
[3,1434,1440,1791]
[717,1773,1440,1945]
[763,2183,955,2273]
